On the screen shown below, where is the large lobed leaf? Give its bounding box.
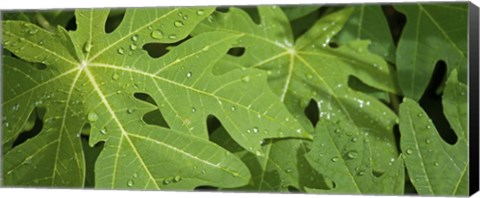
[399,70,468,196]
[193,5,400,175]
[2,7,310,189]
[305,119,404,195]
[394,3,468,100]
[334,4,396,63]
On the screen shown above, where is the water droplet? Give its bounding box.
[117,47,125,55]
[186,72,192,78]
[28,29,38,35]
[112,73,120,80]
[12,104,20,111]
[39,40,45,45]
[246,129,252,133]
[173,176,182,182]
[331,157,340,162]
[183,15,188,20]
[426,125,432,129]
[130,43,137,50]
[87,112,99,122]
[174,21,184,27]
[334,129,340,133]
[252,127,259,133]
[241,75,250,83]
[434,162,439,166]
[347,151,358,159]
[151,30,164,39]
[196,9,205,16]
[351,137,358,142]
[169,34,177,40]
[425,139,432,144]
[191,107,196,113]
[127,180,134,187]
[231,106,236,111]
[296,128,302,133]
[357,171,366,176]
[306,73,313,79]
[131,35,139,42]
[406,148,414,155]
[133,173,138,178]
[83,42,92,53]
[163,178,171,185]
[285,168,292,173]
[201,169,206,174]
[417,113,423,117]
[127,108,135,114]
[100,128,107,135]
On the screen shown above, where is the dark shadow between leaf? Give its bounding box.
[304,99,319,127]
[194,185,218,191]
[11,107,45,149]
[419,60,457,145]
[81,123,103,188]
[133,92,170,128]
[105,9,126,33]
[241,6,261,25]
[382,5,406,46]
[227,47,246,57]
[206,115,222,135]
[328,42,339,48]
[142,36,191,58]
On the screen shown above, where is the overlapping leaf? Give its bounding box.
[2,7,311,189]
[334,4,396,63]
[399,70,468,196]
[305,119,404,194]
[394,3,468,100]
[210,127,327,192]
[194,6,400,172]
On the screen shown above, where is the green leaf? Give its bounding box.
[305,120,404,194]
[394,3,468,100]
[334,5,396,63]
[210,127,328,192]
[281,5,321,21]
[2,7,310,189]
[399,70,468,196]
[194,6,400,172]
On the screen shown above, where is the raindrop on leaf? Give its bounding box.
[174,21,184,27]
[87,112,99,122]
[241,75,250,83]
[117,47,125,55]
[406,148,414,155]
[112,73,120,80]
[347,151,358,159]
[127,180,134,187]
[151,30,164,39]
[331,157,340,162]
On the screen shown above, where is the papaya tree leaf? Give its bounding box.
[305,119,404,195]
[333,4,396,63]
[194,5,400,172]
[2,7,310,189]
[399,70,468,196]
[394,3,468,100]
[210,127,328,192]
